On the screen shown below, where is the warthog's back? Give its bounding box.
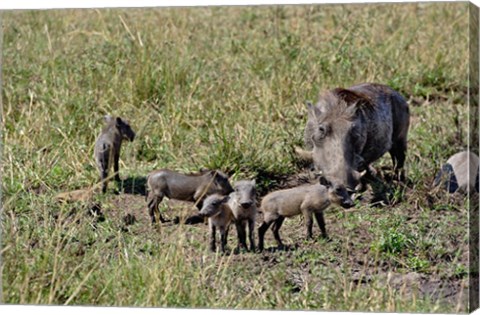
[262,184,325,217]
[349,83,409,144]
[147,169,208,200]
[346,84,401,164]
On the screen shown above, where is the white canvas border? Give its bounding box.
[0,1,478,315]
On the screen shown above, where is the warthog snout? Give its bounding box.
[320,176,355,209]
[341,198,355,209]
[115,117,135,142]
[126,131,135,142]
[240,201,253,209]
[212,171,234,195]
[123,127,135,142]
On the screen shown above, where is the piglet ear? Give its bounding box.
[115,117,123,127]
[104,115,113,123]
[306,101,321,120]
[345,103,358,118]
[319,176,332,187]
[251,179,256,186]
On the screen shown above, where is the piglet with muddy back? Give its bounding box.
[146,169,233,224]
[94,115,136,193]
[297,83,410,192]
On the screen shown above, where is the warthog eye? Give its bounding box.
[317,124,328,139]
[334,186,344,195]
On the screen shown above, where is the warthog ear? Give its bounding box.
[115,117,124,127]
[333,88,371,105]
[317,124,328,139]
[104,115,113,123]
[333,88,373,116]
[319,176,332,187]
[345,104,358,118]
[306,101,321,120]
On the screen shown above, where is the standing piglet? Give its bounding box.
[258,178,354,251]
[199,194,233,253]
[94,115,136,193]
[229,180,257,252]
[199,180,258,252]
[146,169,233,224]
[301,83,410,190]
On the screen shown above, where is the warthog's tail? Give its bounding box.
[294,146,313,162]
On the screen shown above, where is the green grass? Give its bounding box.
[0,3,472,313]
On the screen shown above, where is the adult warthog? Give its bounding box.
[302,83,410,190]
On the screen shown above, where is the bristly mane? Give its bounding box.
[186,168,212,176]
[317,88,375,122]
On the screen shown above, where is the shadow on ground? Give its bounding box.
[119,176,147,196]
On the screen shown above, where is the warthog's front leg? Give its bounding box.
[147,193,168,225]
[302,209,314,239]
[248,218,256,252]
[220,225,230,253]
[100,169,109,193]
[235,220,248,250]
[258,220,273,252]
[272,216,285,249]
[210,225,217,252]
[389,140,407,182]
[314,212,328,239]
[113,150,121,182]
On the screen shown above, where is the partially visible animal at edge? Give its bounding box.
[297,83,410,191]
[94,115,136,193]
[146,169,233,224]
[258,177,354,252]
[434,151,479,194]
[199,194,233,253]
